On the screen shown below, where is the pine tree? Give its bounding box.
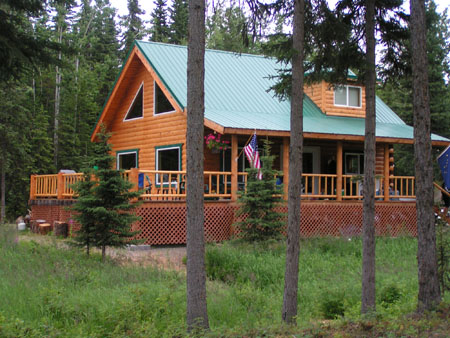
[206,3,260,53]
[150,0,170,42]
[282,0,304,323]
[120,0,146,60]
[0,0,61,81]
[378,1,450,177]
[0,80,32,221]
[71,127,141,261]
[186,0,209,329]
[169,0,188,45]
[235,140,285,242]
[411,0,441,312]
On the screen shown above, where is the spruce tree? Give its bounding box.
[150,0,170,42]
[378,0,450,177]
[120,0,146,60]
[71,127,141,261]
[235,140,285,241]
[169,0,188,45]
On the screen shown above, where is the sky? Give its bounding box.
[109,0,449,18]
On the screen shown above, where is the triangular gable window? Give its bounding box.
[155,82,175,114]
[124,84,143,120]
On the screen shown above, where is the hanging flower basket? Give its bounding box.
[205,132,230,152]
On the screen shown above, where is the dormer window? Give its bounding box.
[154,81,176,115]
[334,85,362,108]
[124,83,143,121]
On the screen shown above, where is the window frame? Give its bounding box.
[123,82,144,121]
[116,149,139,170]
[333,85,362,108]
[344,152,364,175]
[155,144,182,185]
[153,81,176,116]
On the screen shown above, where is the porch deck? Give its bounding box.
[29,169,416,202]
[28,170,418,244]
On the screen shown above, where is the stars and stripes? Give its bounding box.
[244,133,262,180]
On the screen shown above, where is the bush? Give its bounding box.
[379,285,402,306]
[320,293,345,319]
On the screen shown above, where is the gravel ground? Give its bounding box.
[19,232,187,272]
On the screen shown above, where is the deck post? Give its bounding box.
[30,175,36,200]
[129,168,139,192]
[57,172,64,199]
[283,137,289,200]
[231,134,238,201]
[336,141,343,201]
[384,143,390,201]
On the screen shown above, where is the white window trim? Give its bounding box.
[153,80,176,116]
[116,150,138,169]
[333,85,362,108]
[345,152,364,175]
[155,145,181,184]
[123,82,144,122]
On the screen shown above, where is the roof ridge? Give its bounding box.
[136,40,275,61]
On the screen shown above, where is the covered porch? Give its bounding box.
[29,135,416,202]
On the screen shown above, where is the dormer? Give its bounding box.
[304,80,366,118]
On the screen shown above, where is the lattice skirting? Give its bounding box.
[30,200,417,245]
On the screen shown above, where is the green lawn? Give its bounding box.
[0,225,448,337]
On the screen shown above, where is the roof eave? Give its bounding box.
[91,43,139,141]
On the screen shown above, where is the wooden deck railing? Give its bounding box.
[29,170,417,202]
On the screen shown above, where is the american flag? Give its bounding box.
[244,134,262,180]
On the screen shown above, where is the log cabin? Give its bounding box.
[29,41,450,244]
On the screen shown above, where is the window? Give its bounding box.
[155,145,182,183]
[124,84,143,121]
[154,82,175,115]
[117,150,139,169]
[345,153,364,175]
[334,85,362,108]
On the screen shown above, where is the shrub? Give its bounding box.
[379,285,402,306]
[320,293,346,319]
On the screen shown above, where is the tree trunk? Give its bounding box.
[282,0,304,324]
[54,24,63,169]
[186,0,209,331]
[0,151,5,224]
[361,0,376,314]
[410,0,441,312]
[102,245,105,261]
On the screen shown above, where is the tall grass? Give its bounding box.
[0,228,448,337]
[205,237,422,322]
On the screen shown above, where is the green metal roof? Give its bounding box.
[135,41,448,142]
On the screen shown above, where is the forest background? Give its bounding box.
[0,0,449,221]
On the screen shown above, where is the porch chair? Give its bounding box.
[145,175,152,195]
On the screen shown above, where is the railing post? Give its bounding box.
[231,135,238,201]
[283,137,289,200]
[129,168,139,192]
[57,172,64,199]
[30,175,36,200]
[336,141,343,201]
[384,143,390,201]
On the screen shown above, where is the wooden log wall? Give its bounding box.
[106,55,187,170]
[304,81,366,118]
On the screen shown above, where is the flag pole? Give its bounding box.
[236,130,256,160]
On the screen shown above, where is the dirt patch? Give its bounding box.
[110,245,186,271]
[19,232,186,272]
